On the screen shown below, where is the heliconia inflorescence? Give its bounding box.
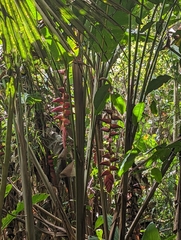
[99,109,121,192]
[51,86,71,148]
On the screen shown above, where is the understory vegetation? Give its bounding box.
[1,0,181,239]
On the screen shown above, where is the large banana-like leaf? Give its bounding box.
[0,0,156,65]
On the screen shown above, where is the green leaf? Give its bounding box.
[96,229,103,239]
[94,84,110,115]
[136,17,142,25]
[5,184,12,198]
[150,100,157,114]
[132,102,145,124]
[107,215,119,240]
[148,0,162,3]
[111,93,126,114]
[26,93,42,105]
[118,150,139,177]
[140,21,154,33]
[146,75,172,95]
[2,193,49,229]
[151,168,162,183]
[95,215,104,229]
[142,222,161,240]
[165,235,177,240]
[32,193,49,204]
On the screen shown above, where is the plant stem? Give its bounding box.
[15,84,35,240]
[125,149,176,240]
[72,55,86,240]
[28,144,75,239]
[95,120,109,240]
[0,92,14,239]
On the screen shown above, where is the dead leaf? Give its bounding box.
[59,161,75,177]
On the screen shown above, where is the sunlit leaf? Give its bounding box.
[142,222,161,240]
[132,102,145,124]
[95,215,104,229]
[118,150,139,177]
[5,184,12,198]
[96,229,103,239]
[32,193,49,204]
[111,93,126,114]
[151,168,162,183]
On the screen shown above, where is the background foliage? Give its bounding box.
[0,0,181,239]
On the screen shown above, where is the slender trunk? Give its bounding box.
[173,66,181,240]
[0,93,14,239]
[73,57,86,240]
[15,95,35,240]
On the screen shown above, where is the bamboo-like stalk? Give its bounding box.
[118,13,133,240]
[173,64,181,240]
[15,84,35,240]
[0,91,14,239]
[95,121,109,240]
[72,55,86,240]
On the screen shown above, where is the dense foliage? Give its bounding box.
[1,0,181,239]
